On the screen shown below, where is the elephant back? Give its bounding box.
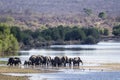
[54,56,61,63]
[61,56,69,63]
[29,55,37,65]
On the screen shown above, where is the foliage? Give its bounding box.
[10,26,101,47]
[112,25,120,36]
[0,23,19,56]
[99,28,109,36]
[98,12,107,19]
[83,8,92,16]
[83,36,97,44]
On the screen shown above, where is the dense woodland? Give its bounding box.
[10,25,109,48]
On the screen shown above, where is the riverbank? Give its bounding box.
[0,66,57,80]
[0,74,28,80]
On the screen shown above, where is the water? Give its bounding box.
[1,41,120,80]
[17,41,120,64]
[4,71,120,80]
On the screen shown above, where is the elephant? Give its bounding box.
[61,56,69,66]
[68,58,73,66]
[7,57,21,66]
[73,57,83,66]
[29,55,51,66]
[44,56,51,66]
[35,55,44,66]
[24,60,32,66]
[52,56,62,67]
[29,55,37,65]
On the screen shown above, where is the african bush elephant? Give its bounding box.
[44,56,51,66]
[73,57,83,66]
[35,55,44,65]
[24,60,32,66]
[29,55,37,65]
[61,56,69,66]
[52,56,62,67]
[68,58,73,66]
[29,55,51,66]
[7,57,21,66]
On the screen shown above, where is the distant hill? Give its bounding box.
[0,0,119,30]
[0,0,120,16]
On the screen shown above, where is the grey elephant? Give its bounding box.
[61,56,69,66]
[29,55,37,65]
[52,56,62,67]
[68,58,73,66]
[73,57,83,66]
[7,57,21,66]
[24,60,32,66]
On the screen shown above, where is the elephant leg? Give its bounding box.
[78,62,79,66]
[64,62,66,67]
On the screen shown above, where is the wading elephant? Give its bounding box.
[68,58,73,66]
[61,56,69,66]
[73,57,83,66]
[7,57,21,66]
[52,56,62,67]
[24,60,32,66]
[29,55,37,65]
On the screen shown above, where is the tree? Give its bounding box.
[98,12,107,19]
[112,25,120,36]
[10,26,22,42]
[83,36,97,44]
[103,28,109,36]
[83,8,92,16]
[0,24,19,56]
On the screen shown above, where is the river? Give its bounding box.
[18,41,120,64]
[1,41,120,80]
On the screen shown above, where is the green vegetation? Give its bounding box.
[112,25,120,36]
[99,28,109,36]
[10,25,102,48]
[98,12,107,19]
[83,8,92,16]
[0,23,19,56]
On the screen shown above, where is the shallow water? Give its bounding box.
[18,41,120,64]
[4,71,120,80]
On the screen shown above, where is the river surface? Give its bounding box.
[1,41,120,80]
[18,41,120,64]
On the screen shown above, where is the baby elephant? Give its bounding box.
[7,57,21,66]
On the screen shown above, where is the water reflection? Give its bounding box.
[1,41,120,63]
[17,41,120,63]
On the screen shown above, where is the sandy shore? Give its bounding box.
[82,63,120,71]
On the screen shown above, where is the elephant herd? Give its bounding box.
[7,55,83,67]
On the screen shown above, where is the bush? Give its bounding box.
[83,36,97,44]
[112,25,120,36]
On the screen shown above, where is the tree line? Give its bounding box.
[10,25,109,49]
